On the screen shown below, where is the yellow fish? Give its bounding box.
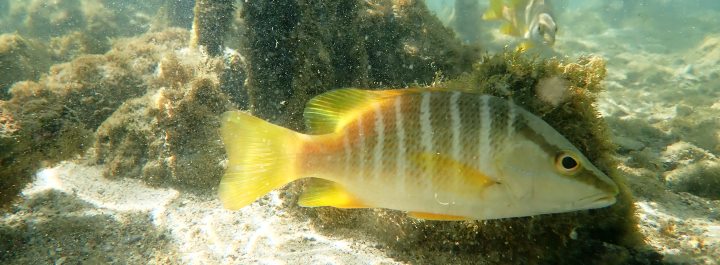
[483,0,558,50]
[218,88,618,221]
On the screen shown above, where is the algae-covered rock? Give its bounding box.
[300,53,650,265]
[0,34,51,99]
[243,0,479,129]
[0,29,190,209]
[92,30,235,192]
[94,60,232,192]
[0,0,162,62]
[191,0,235,56]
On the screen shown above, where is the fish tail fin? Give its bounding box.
[218,111,306,210]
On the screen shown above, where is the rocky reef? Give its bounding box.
[191,0,235,56]
[242,0,479,129]
[0,0,663,264]
[0,34,51,99]
[0,29,193,209]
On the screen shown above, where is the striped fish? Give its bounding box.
[218,88,618,221]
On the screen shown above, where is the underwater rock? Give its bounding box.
[667,160,720,200]
[191,0,235,56]
[663,140,720,200]
[0,29,190,209]
[95,72,231,192]
[243,0,479,129]
[93,30,234,192]
[691,35,720,81]
[0,34,51,99]
[0,0,161,61]
[301,53,650,264]
[21,0,86,38]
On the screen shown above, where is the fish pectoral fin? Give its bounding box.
[409,153,498,188]
[407,211,469,221]
[516,41,534,52]
[298,179,369,209]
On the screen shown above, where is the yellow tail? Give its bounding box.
[218,111,305,210]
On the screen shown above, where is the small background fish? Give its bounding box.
[482,0,558,50]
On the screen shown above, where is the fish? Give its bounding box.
[482,0,558,50]
[218,88,618,221]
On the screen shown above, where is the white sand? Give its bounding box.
[4,161,400,264]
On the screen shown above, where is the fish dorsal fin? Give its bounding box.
[304,88,476,134]
[298,179,369,208]
[304,88,418,134]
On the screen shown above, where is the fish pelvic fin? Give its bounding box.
[219,111,306,210]
[298,179,369,208]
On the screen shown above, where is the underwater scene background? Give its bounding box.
[0,0,719,264]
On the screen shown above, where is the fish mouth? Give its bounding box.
[575,194,617,209]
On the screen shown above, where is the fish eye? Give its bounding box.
[555,152,580,174]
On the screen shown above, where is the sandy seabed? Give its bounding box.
[5,161,398,264]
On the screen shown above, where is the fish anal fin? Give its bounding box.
[298,179,369,209]
[408,211,469,221]
[409,153,497,189]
